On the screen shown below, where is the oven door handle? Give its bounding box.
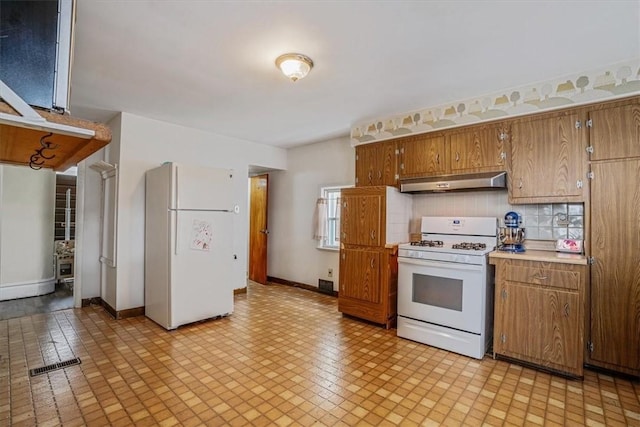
[398,257,484,271]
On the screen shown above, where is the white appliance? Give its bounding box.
[145,162,236,330]
[397,216,498,359]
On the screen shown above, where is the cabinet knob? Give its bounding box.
[518,178,523,189]
[378,170,382,180]
[455,152,460,162]
[370,258,375,268]
[368,171,372,183]
[564,303,570,317]
[436,153,440,164]
[370,230,376,240]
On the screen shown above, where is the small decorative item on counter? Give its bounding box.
[555,239,583,253]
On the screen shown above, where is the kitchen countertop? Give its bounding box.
[489,249,587,265]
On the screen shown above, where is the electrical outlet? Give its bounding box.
[328,268,333,278]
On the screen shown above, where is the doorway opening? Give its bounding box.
[0,165,76,320]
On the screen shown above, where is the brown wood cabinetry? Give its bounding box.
[509,112,587,204]
[448,124,508,173]
[338,186,411,328]
[340,190,382,246]
[493,258,585,377]
[398,133,446,178]
[355,140,398,187]
[587,158,640,376]
[588,103,640,160]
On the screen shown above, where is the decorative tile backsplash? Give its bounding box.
[517,203,583,240]
[412,192,584,242]
[351,58,640,146]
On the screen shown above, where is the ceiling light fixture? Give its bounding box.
[275,53,314,82]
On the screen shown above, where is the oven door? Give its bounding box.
[398,257,485,334]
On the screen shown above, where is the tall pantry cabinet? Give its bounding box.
[586,100,640,377]
[338,186,412,328]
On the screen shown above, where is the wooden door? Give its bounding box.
[399,134,446,178]
[589,160,640,371]
[249,174,268,284]
[589,103,640,160]
[449,125,506,173]
[340,191,382,247]
[510,113,585,201]
[339,248,381,304]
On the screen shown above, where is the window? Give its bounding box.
[317,186,349,250]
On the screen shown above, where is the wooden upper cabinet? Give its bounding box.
[448,124,507,173]
[355,143,377,187]
[355,141,397,187]
[398,134,446,178]
[340,189,382,247]
[509,112,586,203]
[588,103,640,160]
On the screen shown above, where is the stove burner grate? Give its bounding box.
[451,242,487,251]
[410,240,444,247]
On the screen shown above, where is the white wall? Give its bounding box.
[268,135,354,290]
[74,149,106,302]
[0,165,55,300]
[77,112,288,311]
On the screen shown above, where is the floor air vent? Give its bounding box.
[29,357,81,377]
[318,279,334,295]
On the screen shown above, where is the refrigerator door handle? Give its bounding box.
[175,165,179,209]
[174,210,179,255]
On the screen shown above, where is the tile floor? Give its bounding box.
[0,282,638,426]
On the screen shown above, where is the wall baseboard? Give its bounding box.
[234,287,247,295]
[267,276,338,297]
[82,297,144,319]
[81,297,102,307]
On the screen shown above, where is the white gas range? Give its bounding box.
[397,216,498,359]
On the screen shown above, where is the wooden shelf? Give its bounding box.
[0,101,112,171]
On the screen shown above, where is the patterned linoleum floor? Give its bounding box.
[0,282,638,426]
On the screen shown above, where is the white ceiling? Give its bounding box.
[69,1,640,148]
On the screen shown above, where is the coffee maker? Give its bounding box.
[498,211,526,252]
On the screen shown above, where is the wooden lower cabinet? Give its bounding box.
[339,247,397,328]
[493,258,585,377]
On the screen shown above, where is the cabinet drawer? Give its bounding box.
[504,265,580,290]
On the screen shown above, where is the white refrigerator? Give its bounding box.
[145,162,235,330]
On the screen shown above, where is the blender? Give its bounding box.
[498,211,526,252]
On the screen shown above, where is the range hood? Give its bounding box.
[400,171,507,193]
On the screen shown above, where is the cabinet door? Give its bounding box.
[496,283,544,361]
[340,193,382,247]
[497,283,581,372]
[540,289,581,372]
[510,113,585,202]
[356,141,398,187]
[449,125,506,173]
[589,103,640,160]
[339,248,381,304]
[399,134,446,178]
[379,141,398,186]
[589,160,640,372]
[355,144,379,187]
